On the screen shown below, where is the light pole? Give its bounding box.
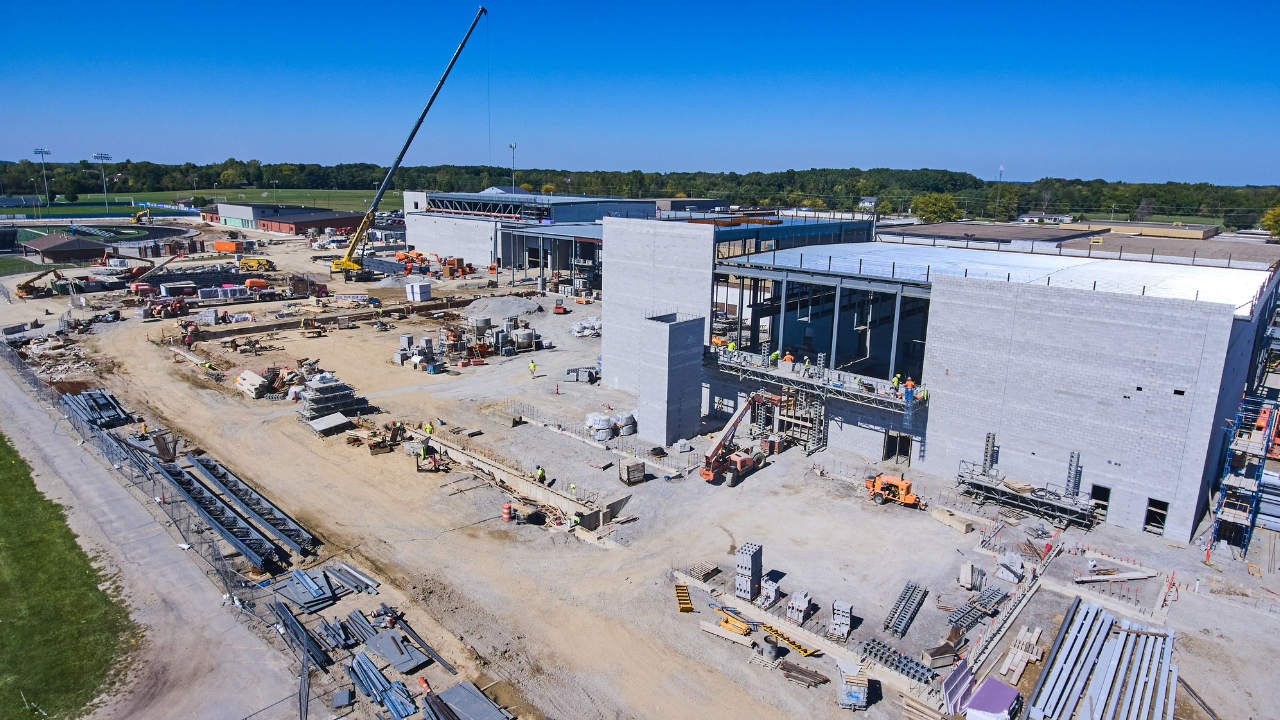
[270,179,278,204]
[509,143,516,192]
[30,179,39,220]
[33,148,51,205]
[92,153,112,215]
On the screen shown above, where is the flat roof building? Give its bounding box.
[214,203,336,230]
[601,216,1280,544]
[257,210,364,235]
[1060,219,1220,240]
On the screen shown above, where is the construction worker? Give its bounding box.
[425,421,434,435]
[782,352,793,363]
[892,374,901,388]
[804,356,811,370]
[529,360,536,379]
[570,483,576,495]
[536,466,546,484]
[727,340,736,352]
[770,350,779,366]
[221,311,230,325]
[904,377,915,390]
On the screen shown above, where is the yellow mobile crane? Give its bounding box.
[332,6,487,281]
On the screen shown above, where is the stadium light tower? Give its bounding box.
[509,143,516,193]
[92,153,112,215]
[32,148,51,205]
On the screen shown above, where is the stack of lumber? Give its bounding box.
[998,625,1044,683]
[898,692,945,720]
[778,660,829,688]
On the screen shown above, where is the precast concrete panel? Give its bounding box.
[405,214,498,265]
[602,218,715,394]
[638,314,706,446]
[403,191,428,213]
[917,275,1239,541]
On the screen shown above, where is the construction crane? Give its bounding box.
[330,6,487,282]
[700,390,782,485]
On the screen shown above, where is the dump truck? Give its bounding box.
[865,473,924,508]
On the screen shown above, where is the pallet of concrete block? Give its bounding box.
[563,366,598,383]
[405,282,432,302]
[64,388,133,428]
[235,370,270,399]
[619,459,645,486]
[195,308,218,325]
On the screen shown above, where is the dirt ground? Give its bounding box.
[1,225,1277,719]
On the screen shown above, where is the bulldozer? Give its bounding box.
[865,473,924,509]
[239,258,277,272]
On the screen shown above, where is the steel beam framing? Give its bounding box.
[708,352,924,415]
[148,459,277,567]
[187,453,316,555]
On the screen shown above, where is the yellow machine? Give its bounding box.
[239,258,277,272]
[331,8,486,282]
[710,605,754,635]
[131,208,151,224]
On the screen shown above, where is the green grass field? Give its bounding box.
[0,432,135,718]
[0,257,79,277]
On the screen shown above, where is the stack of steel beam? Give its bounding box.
[861,638,939,684]
[275,569,347,612]
[883,581,928,638]
[187,453,317,555]
[947,603,987,632]
[973,585,1010,614]
[1026,597,1177,720]
[325,563,380,594]
[349,652,418,719]
[269,601,331,667]
[64,388,132,428]
[148,459,278,568]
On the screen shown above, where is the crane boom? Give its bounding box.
[332,6,488,276]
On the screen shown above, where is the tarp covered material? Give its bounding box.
[966,677,1021,720]
[438,681,506,720]
[307,412,352,435]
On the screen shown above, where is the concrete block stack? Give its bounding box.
[735,542,762,601]
[405,282,431,302]
[756,579,779,609]
[785,591,812,626]
[298,374,369,421]
[828,600,853,641]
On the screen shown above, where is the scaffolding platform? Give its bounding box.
[708,350,926,417]
[956,461,1094,529]
[1212,395,1277,555]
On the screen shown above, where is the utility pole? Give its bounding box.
[509,143,517,193]
[993,164,1004,221]
[33,148,51,205]
[92,153,111,215]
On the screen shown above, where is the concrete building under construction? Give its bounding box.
[601,217,1280,543]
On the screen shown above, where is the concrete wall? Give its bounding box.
[403,192,427,213]
[404,213,497,264]
[916,275,1243,541]
[602,218,715,394]
[638,314,706,446]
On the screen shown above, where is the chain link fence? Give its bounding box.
[0,339,318,718]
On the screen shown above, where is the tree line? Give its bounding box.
[2,157,1277,229]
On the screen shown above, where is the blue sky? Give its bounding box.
[2,0,1277,185]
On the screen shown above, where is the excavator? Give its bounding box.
[331,7,486,282]
[700,390,783,486]
[131,208,151,224]
[16,268,64,299]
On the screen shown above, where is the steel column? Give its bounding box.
[777,278,788,356]
[888,287,902,379]
[829,280,842,370]
[737,276,745,347]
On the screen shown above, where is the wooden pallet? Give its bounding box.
[675,583,694,613]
